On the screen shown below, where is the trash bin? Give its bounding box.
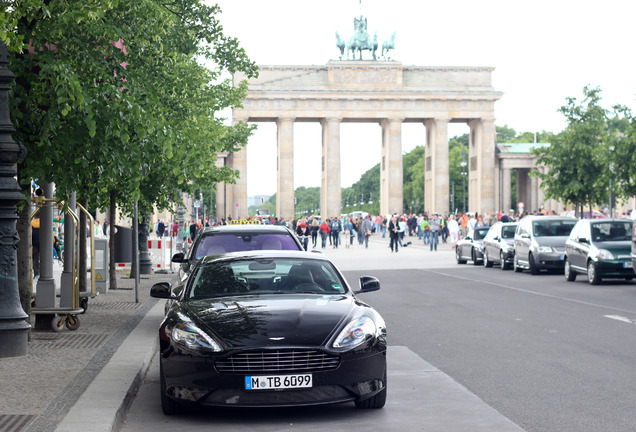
[113,225,133,263]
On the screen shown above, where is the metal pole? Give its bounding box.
[0,42,30,357]
[133,201,139,303]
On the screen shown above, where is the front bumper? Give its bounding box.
[595,259,635,278]
[161,346,387,408]
[534,251,566,269]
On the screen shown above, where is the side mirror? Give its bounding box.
[150,282,178,299]
[579,237,589,244]
[494,236,500,241]
[355,276,380,294]
[171,252,186,263]
[520,233,530,239]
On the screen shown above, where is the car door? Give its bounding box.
[483,224,498,262]
[570,221,591,272]
[515,218,531,265]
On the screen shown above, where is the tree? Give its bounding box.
[532,86,609,216]
[608,106,636,201]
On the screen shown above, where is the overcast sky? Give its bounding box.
[212,0,636,197]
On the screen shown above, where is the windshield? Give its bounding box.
[188,258,347,298]
[532,220,576,237]
[591,221,632,242]
[502,225,516,239]
[194,233,300,259]
[473,229,489,240]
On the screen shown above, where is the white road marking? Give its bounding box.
[604,315,636,324]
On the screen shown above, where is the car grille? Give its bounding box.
[215,349,340,374]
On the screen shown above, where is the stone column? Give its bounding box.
[424,118,449,214]
[502,168,512,213]
[321,117,341,219]
[380,118,403,216]
[516,169,528,213]
[276,117,295,219]
[0,42,30,356]
[530,173,539,213]
[231,116,248,220]
[468,118,496,214]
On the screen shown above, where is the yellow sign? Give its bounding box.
[229,220,261,225]
[96,273,102,280]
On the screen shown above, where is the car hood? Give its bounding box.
[592,241,632,257]
[184,295,355,348]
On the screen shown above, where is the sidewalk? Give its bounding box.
[0,271,174,432]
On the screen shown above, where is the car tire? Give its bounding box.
[528,253,540,275]
[500,251,509,270]
[564,259,576,282]
[484,251,493,268]
[587,261,602,285]
[471,248,480,266]
[456,247,466,264]
[160,361,184,415]
[513,257,522,273]
[355,371,387,409]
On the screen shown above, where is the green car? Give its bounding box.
[564,218,635,285]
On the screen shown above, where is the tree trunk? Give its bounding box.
[108,190,117,289]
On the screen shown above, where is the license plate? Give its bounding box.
[624,261,633,269]
[559,255,564,261]
[245,374,312,390]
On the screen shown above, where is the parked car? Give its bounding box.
[151,251,387,414]
[455,227,490,265]
[482,222,518,270]
[514,215,577,274]
[172,224,304,282]
[564,218,634,284]
[632,220,636,271]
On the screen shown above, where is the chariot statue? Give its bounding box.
[346,15,377,60]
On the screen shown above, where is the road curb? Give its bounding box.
[54,301,164,432]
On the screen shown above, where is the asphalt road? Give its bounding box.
[118,240,636,432]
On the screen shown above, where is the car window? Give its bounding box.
[578,222,591,241]
[501,225,516,239]
[188,258,347,298]
[194,233,301,259]
[591,221,632,242]
[473,229,489,240]
[532,220,576,237]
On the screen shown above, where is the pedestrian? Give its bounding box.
[420,216,430,245]
[388,216,399,252]
[356,217,364,245]
[362,215,374,248]
[343,217,354,248]
[296,218,310,251]
[397,216,406,246]
[310,218,319,248]
[32,215,40,277]
[331,217,342,248]
[320,219,331,249]
[429,213,440,251]
[157,220,165,238]
[448,215,461,248]
[189,220,198,242]
[440,214,449,243]
[374,214,383,235]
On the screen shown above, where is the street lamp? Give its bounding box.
[609,144,615,217]
[461,148,468,212]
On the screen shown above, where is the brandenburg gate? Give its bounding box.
[217,60,502,219]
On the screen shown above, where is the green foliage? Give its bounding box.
[8,0,257,217]
[609,105,636,199]
[532,86,609,209]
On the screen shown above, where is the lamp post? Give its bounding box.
[609,145,615,217]
[0,42,30,357]
[460,148,468,212]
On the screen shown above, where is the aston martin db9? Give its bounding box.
[151,251,387,414]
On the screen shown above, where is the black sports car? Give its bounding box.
[151,251,387,414]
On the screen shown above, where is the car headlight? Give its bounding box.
[537,246,553,253]
[166,321,222,352]
[596,249,614,260]
[332,317,377,350]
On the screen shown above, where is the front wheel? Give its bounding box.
[456,247,466,264]
[484,251,493,268]
[471,248,480,266]
[529,253,540,275]
[513,257,522,273]
[587,261,602,285]
[564,259,576,281]
[160,361,184,415]
[500,251,509,270]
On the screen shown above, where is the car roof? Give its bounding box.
[199,250,330,264]
[198,225,293,234]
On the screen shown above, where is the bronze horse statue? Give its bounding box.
[348,30,377,60]
[381,32,396,60]
[335,32,346,60]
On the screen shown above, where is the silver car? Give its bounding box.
[513,215,577,274]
